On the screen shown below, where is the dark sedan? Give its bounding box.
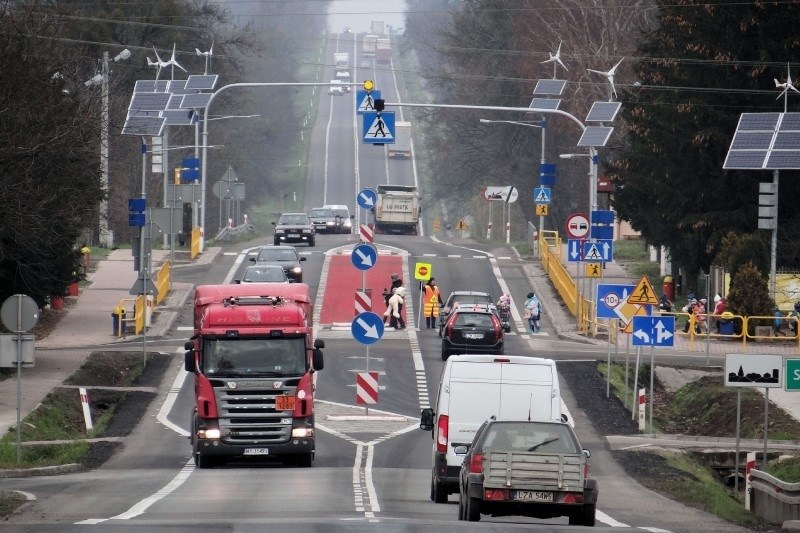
[234,265,290,284]
[441,304,509,360]
[438,291,495,336]
[273,212,315,246]
[250,246,307,283]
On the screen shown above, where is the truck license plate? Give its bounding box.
[275,395,295,411]
[514,490,554,502]
[243,448,269,456]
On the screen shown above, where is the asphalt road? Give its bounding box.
[0,32,748,533]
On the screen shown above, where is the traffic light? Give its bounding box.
[374,99,385,112]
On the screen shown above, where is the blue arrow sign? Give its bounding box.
[357,188,378,210]
[351,243,378,271]
[533,187,552,204]
[631,316,675,347]
[355,89,381,114]
[567,239,585,262]
[351,311,385,345]
[583,239,613,262]
[362,111,395,144]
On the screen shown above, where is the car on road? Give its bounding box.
[335,70,352,91]
[234,265,290,284]
[250,245,307,283]
[323,204,353,234]
[328,79,344,95]
[438,291,495,335]
[272,212,315,246]
[440,304,509,360]
[307,207,340,234]
[457,419,596,525]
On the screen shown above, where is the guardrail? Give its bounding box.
[750,468,800,525]
[112,259,172,336]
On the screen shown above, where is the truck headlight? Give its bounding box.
[292,427,314,438]
[198,428,221,439]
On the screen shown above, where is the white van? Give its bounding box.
[419,354,564,503]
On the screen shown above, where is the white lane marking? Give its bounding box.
[365,443,380,513]
[621,443,653,451]
[156,353,190,437]
[597,509,630,527]
[641,528,673,532]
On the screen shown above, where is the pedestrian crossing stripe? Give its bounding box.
[365,116,393,139]
[584,243,602,261]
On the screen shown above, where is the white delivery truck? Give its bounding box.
[388,121,412,159]
[419,354,566,503]
[373,184,420,235]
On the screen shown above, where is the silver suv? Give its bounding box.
[323,204,353,234]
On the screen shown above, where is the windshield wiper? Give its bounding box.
[528,437,560,451]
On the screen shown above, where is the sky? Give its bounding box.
[326,0,407,34]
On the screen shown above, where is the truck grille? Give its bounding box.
[211,378,300,445]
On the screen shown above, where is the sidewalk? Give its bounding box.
[529,242,800,424]
[0,248,218,437]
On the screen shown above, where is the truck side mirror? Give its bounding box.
[184,340,195,372]
[582,449,591,459]
[300,257,307,262]
[314,338,325,349]
[312,348,324,371]
[420,408,434,431]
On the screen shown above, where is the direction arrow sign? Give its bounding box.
[351,243,378,270]
[565,213,589,239]
[355,89,381,114]
[533,187,552,204]
[357,188,378,209]
[631,316,675,347]
[362,111,395,144]
[351,311,385,345]
[567,239,585,262]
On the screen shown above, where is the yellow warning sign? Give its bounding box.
[627,276,659,306]
[585,262,602,278]
[415,262,432,281]
[536,204,549,216]
[456,219,468,231]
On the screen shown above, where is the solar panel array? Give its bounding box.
[185,74,219,91]
[533,79,567,96]
[529,98,561,111]
[586,101,621,123]
[122,116,166,136]
[181,93,213,109]
[125,76,214,134]
[577,126,614,147]
[724,113,800,169]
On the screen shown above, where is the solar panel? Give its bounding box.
[129,92,171,112]
[730,131,773,150]
[134,80,169,93]
[122,116,166,136]
[738,113,780,131]
[185,74,219,91]
[723,151,767,169]
[166,94,185,110]
[773,131,800,149]
[577,126,613,147]
[725,112,800,170]
[533,79,567,96]
[778,112,800,131]
[161,109,194,126]
[180,93,213,109]
[529,98,561,110]
[586,101,621,122]
[767,151,800,168]
[167,79,189,93]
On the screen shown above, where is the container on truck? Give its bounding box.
[334,52,349,70]
[375,40,392,66]
[186,283,325,468]
[388,121,412,159]
[373,184,420,235]
[362,35,377,58]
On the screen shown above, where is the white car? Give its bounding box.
[335,70,352,92]
[328,80,344,95]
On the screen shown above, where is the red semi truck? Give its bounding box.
[185,283,324,468]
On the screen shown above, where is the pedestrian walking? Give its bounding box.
[496,294,511,325]
[423,278,441,329]
[387,286,406,330]
[383,273,404,324]
[524,292,542,332]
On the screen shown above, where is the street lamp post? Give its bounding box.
[85,49,131,248]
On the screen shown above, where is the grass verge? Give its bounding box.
[0,490,28,518]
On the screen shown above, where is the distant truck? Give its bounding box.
[371,20,385,35]
[373,184,420,235]
[375,39,391,66]
[185,283,325,468]
[388,121,412,159]
[334,52,349,70]
[362,34,377,57]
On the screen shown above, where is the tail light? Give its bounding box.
[436,414,449,453]
[469,453,484,473]
[293,372,313,418]
[484,488,509,501]
[195,374,218,418]
[491,315,502,338]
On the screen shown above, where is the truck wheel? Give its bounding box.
[195,453,215,469]
[296,453,313,468]
[465,496,481,521]
[569,504,596,527]
[431,476,448,503]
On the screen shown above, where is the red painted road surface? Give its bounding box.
[319,254,404,324]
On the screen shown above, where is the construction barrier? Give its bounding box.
[191,227,201,259]
[155,260,171,305]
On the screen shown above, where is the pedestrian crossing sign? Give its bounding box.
[356,89,381,115]
[362,111,395,144]
[583,243,602,261]
[627,276,659,305]
[536,204,549,216]
[533,187,551,204]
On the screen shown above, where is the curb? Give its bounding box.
[0,463,82,478]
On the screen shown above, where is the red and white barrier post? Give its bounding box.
[356,372,379,405]
[745,451,756,510]
[355,290,371,316]
[638,388,647,431]
[79,387,93,432]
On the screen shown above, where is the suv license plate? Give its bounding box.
[514,490,554,502]
[243,448,269,456]
[464,333,484,339]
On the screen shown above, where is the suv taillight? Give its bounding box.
[436,415,449,453]
[469,453,484,473]
[492,315,502,338]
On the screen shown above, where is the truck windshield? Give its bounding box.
[203,337,307,377]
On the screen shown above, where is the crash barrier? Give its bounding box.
[666,311,799,350]
[155,260,171,305]
[191,227,201,259]
[114,296,144,336]
[749,469,800,525]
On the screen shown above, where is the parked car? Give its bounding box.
[307,207,340,234]
[234,265,290,284]
[272,212,315,246]
[457,419,596,525]
[439,291,495,336]
[441,304,509,360]
[323,204,354,234]
[250,245,307,283]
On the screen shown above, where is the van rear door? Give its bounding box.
[498,361,558,421]
[446,361,502,450]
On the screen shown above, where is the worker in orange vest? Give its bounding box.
[423,278,441,329]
